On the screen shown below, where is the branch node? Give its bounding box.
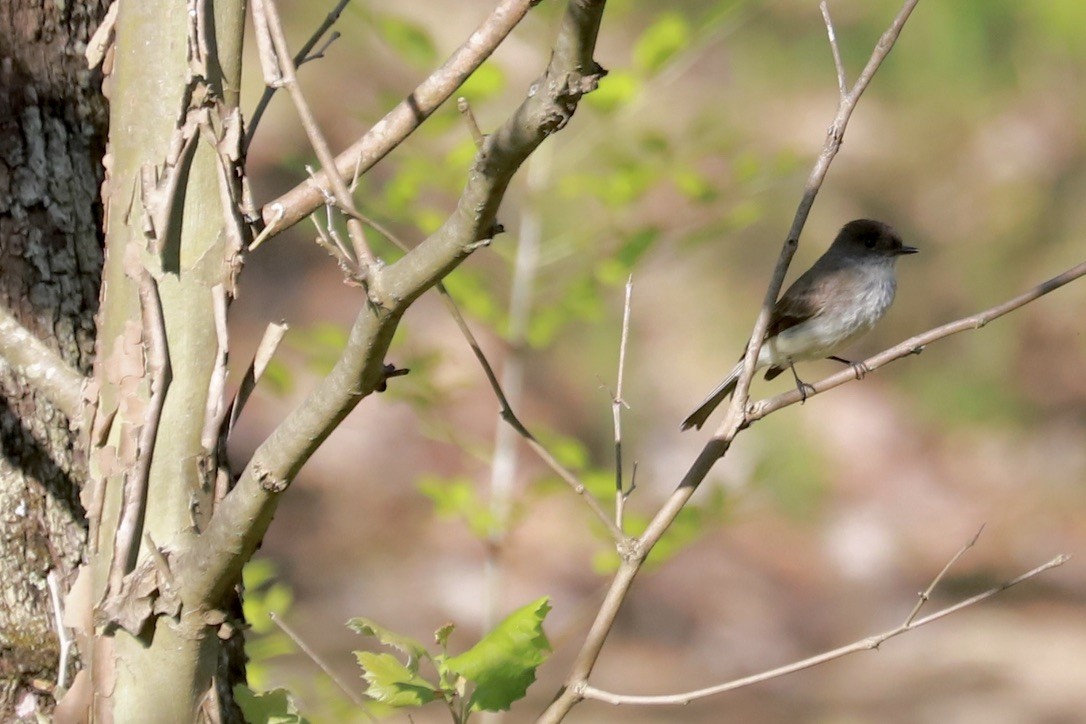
[375,363,410,392]
[253,462,288,494]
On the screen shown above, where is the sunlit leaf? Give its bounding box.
[459,62,507,101]
[444,597,552,712]
[376,14,437,67]
[348,618,429,661]
[633,12,691,74]
[234,685,309,724]
[585,70,640,113]
[355,652,438,708]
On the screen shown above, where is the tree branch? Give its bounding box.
[748,257,1086,418]
[539,4,920,721]
[178,0,610,608]
[258,0,538,240]
[0,304,88,423]
[722,0,920,439]
[253,0,375,276]
[580,553,1068,707]
[244,0,351,154]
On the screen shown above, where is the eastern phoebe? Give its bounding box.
[681,219,917,431]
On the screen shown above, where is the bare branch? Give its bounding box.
[226,321,290,437]
[437,275,625,543]
[903,524,984,626]
[457,96,486,149]
[540,4,920,720]
[245,0,351,153]
[748,257,1086,418]
[0,304,88,422]
[580,553,1069,707]
[820,1,847,97]
[47,570,73,693]
[269,612,374,717]
[180,0,610,608]
[254,0,375,277]
[723,0,920,436]
[612,275,633,529]
[259,0,537,239]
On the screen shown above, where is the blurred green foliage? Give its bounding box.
[248,1,1086,714]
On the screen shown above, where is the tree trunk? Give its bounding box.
[0,0,108,719]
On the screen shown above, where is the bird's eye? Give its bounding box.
[864,236,877,249]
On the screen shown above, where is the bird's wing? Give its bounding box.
[765,273,829,338]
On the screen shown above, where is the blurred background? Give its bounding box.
[229,1,1086,721]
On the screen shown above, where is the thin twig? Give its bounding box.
[254,0,376,277]
[580,553,1069,706]
[747,257,1086,418]
[226,321,290,438]
[245,0,351,154]
[439,287,625,543]
[482,153,543,629]
[349,194,626,545]
[457,96,486,148]
[269,612,376,719]
[612,275,633,529]
[820,1,847,97]
[258,0,536,238]
[46,570,72,693]
[722,0,921,439]
[903,524,984,626]
[539,5,922,721]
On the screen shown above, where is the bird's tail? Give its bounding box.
[680,361,744,431]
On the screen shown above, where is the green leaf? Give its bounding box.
[355,652,438,708]
[584,70,640,113]
[259,359,293,396]
[597,227,659,284]
[234,685,310,724]
[445,597,552,712]
[348,618,429,661]
[459,62,507,101]
[376,15,437,67]
[442,267,503,326]
[435,623,455,650]
[672,167,716,202]
[633,12,691,74]
[242,559,277,589]
[417,475,499,539]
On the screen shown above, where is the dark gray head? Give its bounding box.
[831,219,918,260]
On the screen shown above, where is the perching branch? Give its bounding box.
[747,257,1086,419]
[539,4,920,721]
[723,0,920,439]
[579,552,1069,707]
[0,304,88,422]
[258,0,538,240]
[179,0,610,608]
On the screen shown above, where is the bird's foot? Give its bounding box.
[789,364,816,403]
[849,361,870,380]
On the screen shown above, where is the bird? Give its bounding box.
[680,219,917,431]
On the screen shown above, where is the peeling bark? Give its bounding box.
[0,0,109,718]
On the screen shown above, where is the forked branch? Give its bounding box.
[580,551,1068,706]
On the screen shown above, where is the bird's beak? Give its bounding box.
[898,245,919,255]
